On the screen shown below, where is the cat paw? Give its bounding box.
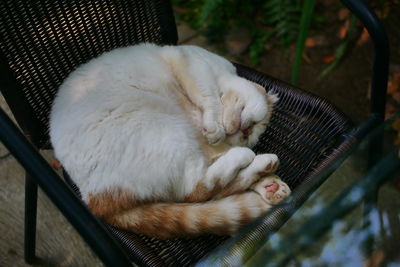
[251,175,291,205]
[202,122,225,145]
[206,147,255,188]
[221,90,243,135]
[234,153,279,186]
[212,153,280,200]
[254,154,279,177]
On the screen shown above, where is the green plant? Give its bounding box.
[262,0,302,48]
[173,1,351,81]
[291,0,316,84]
[250,0,302,65]
[171,0,203,28]
[195,0,303,65]
[249,31,274,65]
[197,0,261,42]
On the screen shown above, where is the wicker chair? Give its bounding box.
[0,0,388,266]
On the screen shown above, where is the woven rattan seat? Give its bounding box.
[0,0,388,266]
[62,65,353,266]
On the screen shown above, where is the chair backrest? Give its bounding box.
[0,0,177,148]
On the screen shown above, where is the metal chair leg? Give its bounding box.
[24,173,38,264]
[361,129,384,256]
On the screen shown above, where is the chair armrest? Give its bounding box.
[0,107,132,266]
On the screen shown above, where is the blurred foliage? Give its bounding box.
[172,0,391,84]
[318,15,356,80]
[172,0,304,65]
[172,0,327,85]
[291,0,316,84]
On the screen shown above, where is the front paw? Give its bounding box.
[221,90,243,135]
[251,175,291,205]
[203,122,225,145]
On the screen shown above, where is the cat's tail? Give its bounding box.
[91,190,271,238]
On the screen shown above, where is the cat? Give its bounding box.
[49,43,291,238]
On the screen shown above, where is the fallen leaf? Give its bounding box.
[388,72,400,94]
[392,91,400,104]
[338,8,350,21]
[393,118,400,131]
[386,103,397,119]
[322,0,335,7]
[305,35,327,47]
[356,27,370,46]
[337,20,350,39]
[374,6,390,19]
[305,37,316,47]
[388,81,397,95]
[323,56,335,63]
[383,3,390,18]
[51,159,61,170]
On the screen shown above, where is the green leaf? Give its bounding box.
[291,0,317,84]
[249,30,274,65]
[198,0,224,28]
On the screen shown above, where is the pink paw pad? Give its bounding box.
[265,182,279,193]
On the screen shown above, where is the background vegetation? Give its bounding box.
[172,0,399,122]
[171,0,384,84]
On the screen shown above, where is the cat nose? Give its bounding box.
[241,127,252,136]
[241,121,255,136]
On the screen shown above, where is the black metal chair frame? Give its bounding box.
[0,0,389,266]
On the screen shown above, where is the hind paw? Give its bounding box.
[251,175,291,205]
[253,154,279,177]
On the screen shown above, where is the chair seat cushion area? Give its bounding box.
[64,65,354,266]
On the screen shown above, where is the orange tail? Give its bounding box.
[104,191,268,238]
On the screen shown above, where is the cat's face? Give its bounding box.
[221,81,278,147]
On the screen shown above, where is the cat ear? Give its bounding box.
[266,92,279,104]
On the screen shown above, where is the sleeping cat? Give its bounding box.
[50,43,291,238]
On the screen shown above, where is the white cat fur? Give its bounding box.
[50,43,288,237]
